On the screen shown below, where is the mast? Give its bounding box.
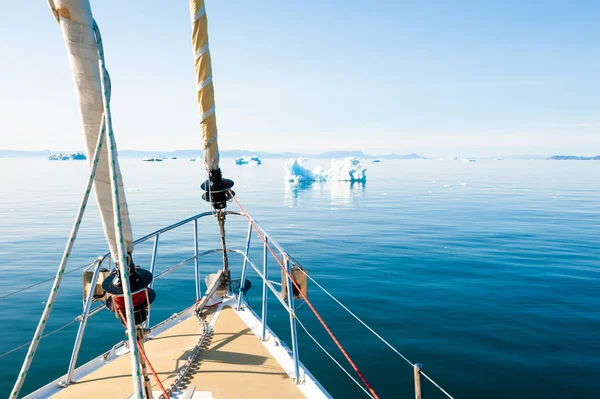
[189,0,235,284]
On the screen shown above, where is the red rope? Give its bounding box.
[115,306,171,399]
[229,193,380,399]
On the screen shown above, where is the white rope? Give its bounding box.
[9,117,106,399]
[295,317,374,399]
[421,371,455,399]
[94,19,144,398]
[47,0,59,23]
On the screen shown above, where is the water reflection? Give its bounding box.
[329,180,366,207]
[283,181,314,207]
[284,180,366,208]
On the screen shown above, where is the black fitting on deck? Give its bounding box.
[201,168,235,209]
[102,255,156,326]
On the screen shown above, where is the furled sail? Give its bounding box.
[189,0,220,172]
[52,0,133,260]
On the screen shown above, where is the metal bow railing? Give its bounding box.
[2,210,454,399]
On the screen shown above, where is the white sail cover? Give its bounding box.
[189,0,220,171]
[53,0,133,260]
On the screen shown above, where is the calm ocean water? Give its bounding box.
[0,157,598,398]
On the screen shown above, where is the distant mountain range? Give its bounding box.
[8,149,600,161]
[0,149,427,160]
[548,155,600,160]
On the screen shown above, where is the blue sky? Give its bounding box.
[1,0,599,157]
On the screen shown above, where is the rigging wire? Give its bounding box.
[0,318,79,360]
[0,202,452,398]
[298,268,455,398]
[0,264,90,302]
[421,371,454,399]
[295,317,374,399]
[298,269,413,366]
[229,192,380,399]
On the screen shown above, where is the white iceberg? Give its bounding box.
[284,158,327,183]
[327,157,367,182]
[284,157,366,183]
[48,151,86,161]
[235,155,262,165]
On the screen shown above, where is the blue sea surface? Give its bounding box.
[0,157,598,398]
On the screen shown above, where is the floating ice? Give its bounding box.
[284,157,366,183]
[235,156,262,165]
[284,158,326,182]
[48,152,86,161]
[327,157,367,182]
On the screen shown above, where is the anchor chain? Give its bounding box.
[158,303,211,399]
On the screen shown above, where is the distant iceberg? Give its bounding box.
[284,158,327,183]
[285,157,366,183]
[327,157,367,182]
[235,155,262,165]
[48,152,86,161]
